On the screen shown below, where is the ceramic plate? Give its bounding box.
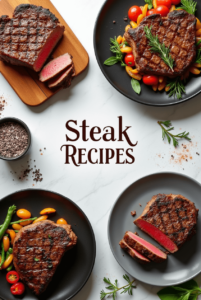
[94,0,201,106]
[108,172,201,286]
[0,189,96,300]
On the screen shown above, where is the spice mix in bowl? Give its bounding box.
[0,117,31,161]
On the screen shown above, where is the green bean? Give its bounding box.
[0,242,5,268]
[0,217,37,228]
[6,264,13,271]
[0,205,16,240]
[8,248,13,254]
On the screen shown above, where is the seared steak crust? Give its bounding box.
[13,220,77,295]
[124,10,196,77]
[135,194,198,248]
[0,4,65,71]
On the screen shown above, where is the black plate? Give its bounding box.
[0,189,96,300]
[94,0,201,106]
[108,172,201,286]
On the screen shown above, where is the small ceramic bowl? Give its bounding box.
[0,117,31,161]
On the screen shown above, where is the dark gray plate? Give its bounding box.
[0,189,96,300]
[108,172,201,286]
[94,0,201,106]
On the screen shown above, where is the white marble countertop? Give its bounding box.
[0,0,201,299]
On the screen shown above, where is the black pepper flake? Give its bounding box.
[196,152,200,156]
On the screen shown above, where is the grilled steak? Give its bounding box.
[13,220,77,295]
[0,4,65,72]
[48,65,75,89]
[124,10,196,78]
[134,194,198,253]
[119,239,150,264]
[124,231,167,263]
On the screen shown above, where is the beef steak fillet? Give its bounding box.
[13,220,77,295]
[124,10,196,77]
[134,194,198,253]
[0,4,65,72]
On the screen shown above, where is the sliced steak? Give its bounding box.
[48,65,75,89]
[0,4,65,72]
[134,194,198,253]
[39,53,73,82]
[124,231,167,263]
[124,10,196,78]
[13,220,77,295]
[119,239,150,264]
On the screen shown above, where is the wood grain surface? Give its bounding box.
[0,0,89,106]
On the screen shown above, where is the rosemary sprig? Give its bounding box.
[166,79,186,99]
[158,120,191,147]
[144,26,174,71]
[177,0,197,15]
[100,274,136,300]
[104,37,126,67]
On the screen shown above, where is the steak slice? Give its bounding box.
[134,194,198,253]
[39,53,73,82]
[119,239,150,264]
[124,10,196,78]
[13,220,77,295]
[0,4,65,72]
[48,65,75,89]
[124,231,167,263]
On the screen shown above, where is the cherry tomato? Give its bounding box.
[155,5,170,17]
[156,0,171,9]
[10,282,25,295]
[57,218,68,225]
[124,54,135,67]
[171,0,181,4]
[143,75,159,86]
[147,9,157,16]
[17,209,31,219]
[40,208,56,215]
[6,271,19,284]
[128,6,142,22]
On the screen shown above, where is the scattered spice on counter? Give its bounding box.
[33,169,43,182]
[170,142,196,165]
[0,122,29,158]
[0,96,7,118]
[196,152,200,156]
[124,17,128,21]
[113,20,116,24]
[131,210,136,217]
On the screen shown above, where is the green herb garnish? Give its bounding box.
[177,0,197,15]
[48,235,52,239]
[158,279,201,300]
[131,78,141,94]
[144,26,174,71]
[195,48,201,64]
[104,37,126,67]
[34,258,40,262]
[166,79,186,99]
[144,0,153,9]
[48,264,53,269]
[100,274,135,300]
[158,120,191,147]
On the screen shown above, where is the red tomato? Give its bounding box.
[147,9,157,16]
[124,54,135,67]
[156,0,171,9]
[10,282,25,296]
[128,6,142,22]
[143,75,159,86]
[155,5,170,17]
[6,271,19,284]
[171,0,181,4]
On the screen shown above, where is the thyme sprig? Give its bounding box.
[158,120,191,147]
[177,0,197,15]
[144,26,174,71]
[166,79,186,99]
[104,37,126,67]
[100,274,136,300]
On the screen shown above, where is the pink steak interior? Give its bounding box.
[128,231,166,258]
[136,219,178,253]
[34,27,64,72]
[131,247,149,261]
[49,66,72,86]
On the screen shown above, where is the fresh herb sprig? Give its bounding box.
[104,37,126,67]
[131,78,141,94]
[158,120,191,147]
[177,0,197,15]
[144,0,153,9]
[166,79,186,99]
[195,48,201,64]
[144,26,174,71]
[100,274,136,300]
[158,279,201,300]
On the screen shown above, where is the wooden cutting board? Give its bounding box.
[0,0,89,106]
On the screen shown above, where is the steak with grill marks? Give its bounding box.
[134,194,198,253]
[0,4,65,72]
[13,220,77,295]
[124,10,197,78]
